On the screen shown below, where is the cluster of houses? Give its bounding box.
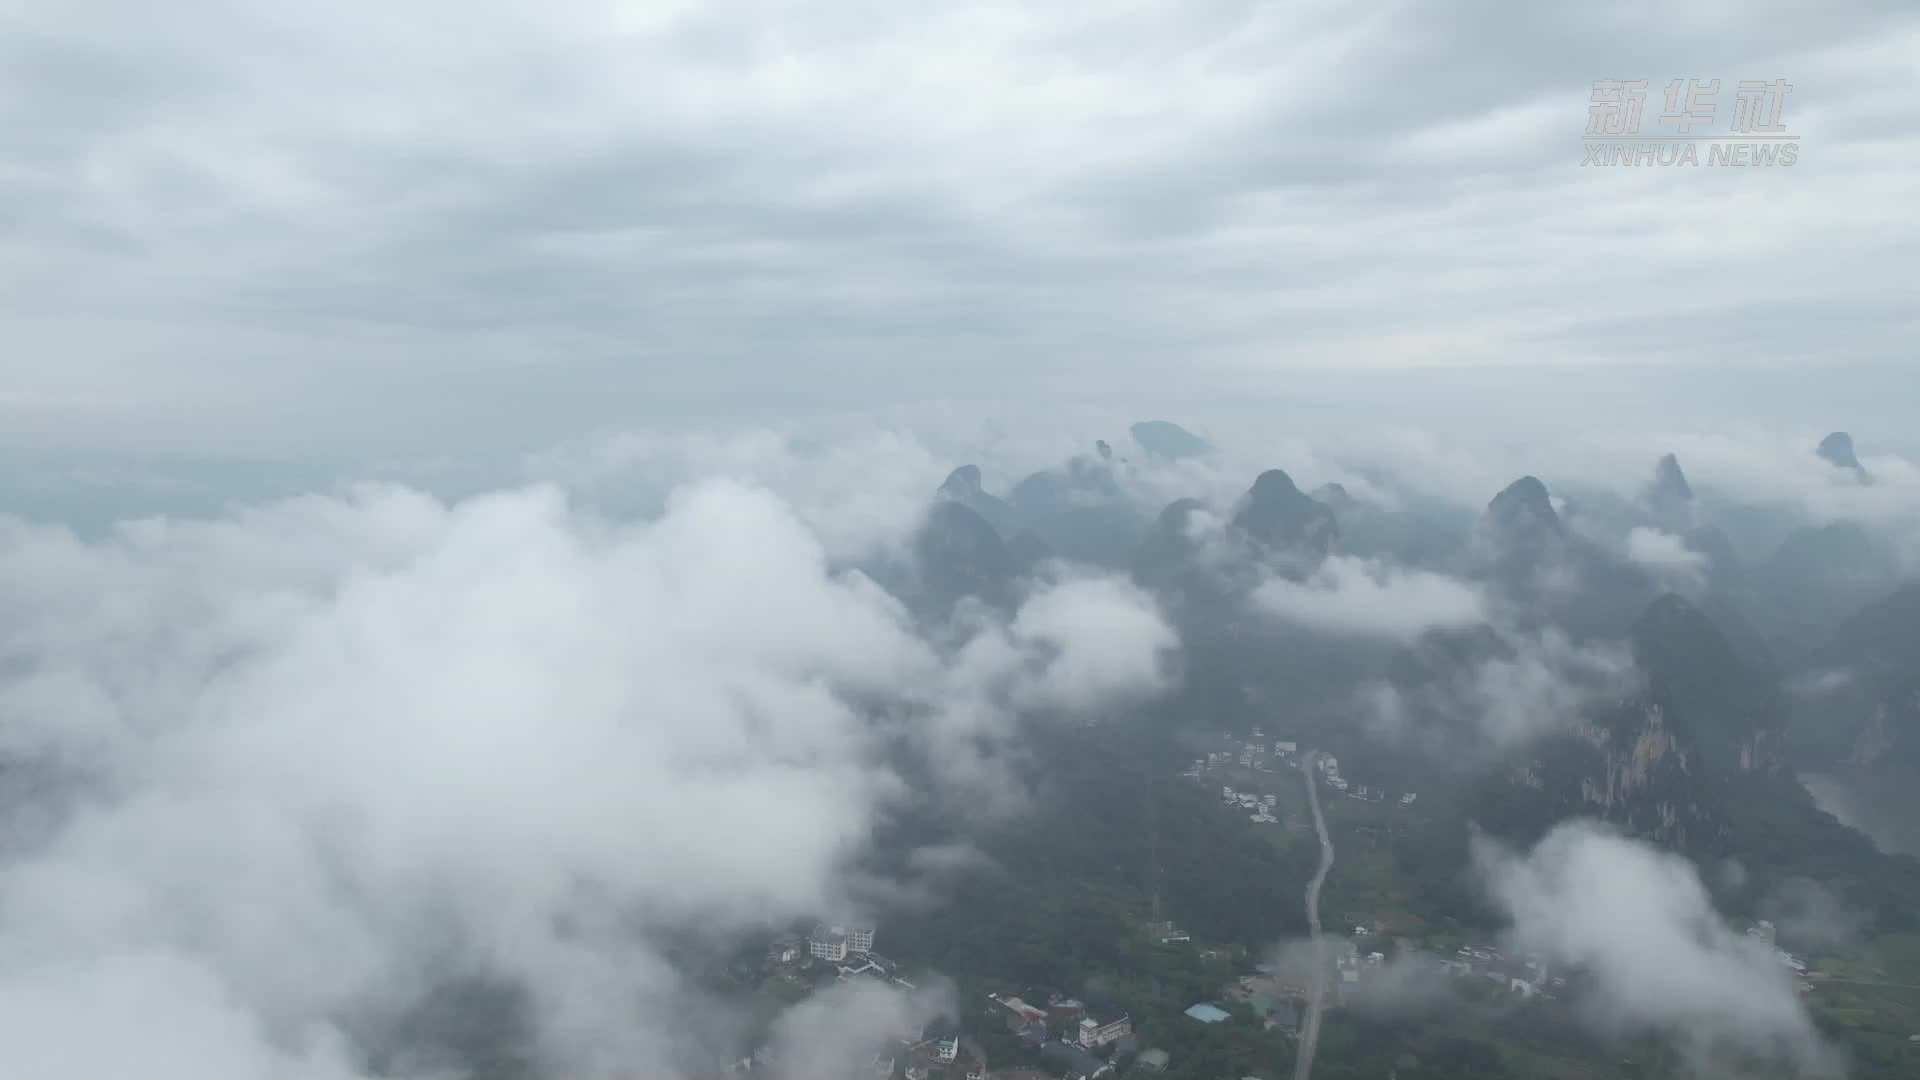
[1186,737,1420,812]
[762,923,918,991]
[745,924,1001,1079]
[867,1022,989,1080]
[988,993,1137,1079]
[1315,754,1418,806]
[1315,754,1348,792]
[1200,969,1305,1035]
[748,926,1184,1079]
[1436,942,1557,997]
[1221,785,1279,823]
[1335,936,1389,992]
[1184,731,1300,779]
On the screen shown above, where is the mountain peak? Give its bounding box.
[939,464,983,497]
[1249,468,1302,502]
[936,464,1014,535]
[914,500,1017,612]
[1310,482,1355,512]
[1155,497,1206,531]
[1129,420,1210,460]
[1231,469,1336,568]
[1817,431,1859,468]
[1486,476,1562,534]
[1652,453,1692,501]
[1817,431,1870,481]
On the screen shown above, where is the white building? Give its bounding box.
[809,931,847,963]
[1075,1011,1132,1050]
[808,924,875,962]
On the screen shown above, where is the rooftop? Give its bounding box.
[1040,1040,1108,1079]
[1184,1003,1231,1024]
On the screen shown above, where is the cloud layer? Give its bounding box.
[1250,554,1487,642]
[1625,526,1709,591]
[0,478,1173,1078]
[1360,629,1640,755]
[1474,820,1839,1077]
[5,2,1918,454]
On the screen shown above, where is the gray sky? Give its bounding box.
[4,0,1917,458]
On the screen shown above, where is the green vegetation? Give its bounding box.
[879,717,1312,1000]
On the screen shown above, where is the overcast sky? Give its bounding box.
[4,0,1916,459]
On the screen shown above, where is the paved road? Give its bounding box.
[1293,751,1335,1080]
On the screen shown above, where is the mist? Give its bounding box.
[0,474,1175,1078]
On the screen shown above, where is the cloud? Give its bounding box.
[1473,820,1839,1077]
[762,979,953,1080]
[0,476,1174,1078]
[1249,554,1487,642]
[1624,526,1708,590]
[1362,629,1639,754]
[1759,877,1868,954]
[525,425,953,562]
[5,2,1918,455]
[1787,667,1857,697]
[1000,575,1181,710]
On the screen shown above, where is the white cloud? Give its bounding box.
[1362,629,1639,754]
[1002,575,1180,710]
[1625,526,1708,591]
[525,426,953,562]
[1474,820,1840,1077]
[4,3,1917,455]
[762,979,954,1080]
[0,476,1174,1078]
[1249,554,1486,642]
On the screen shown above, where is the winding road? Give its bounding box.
[1293,750,1335,1080]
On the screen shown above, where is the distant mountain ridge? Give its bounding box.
[1129,420,1210,460]
[1818,430,1871,482]
[1007,445,1148,567]
[1230,469,1338,573]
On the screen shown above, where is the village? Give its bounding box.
[723,729,1839,1080]
[1185,732,1419,822]
[721,732,1445,1080]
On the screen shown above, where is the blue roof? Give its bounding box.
[1184,1003,1231,1023]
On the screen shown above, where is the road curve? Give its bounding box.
[1293,750,1335,1080]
